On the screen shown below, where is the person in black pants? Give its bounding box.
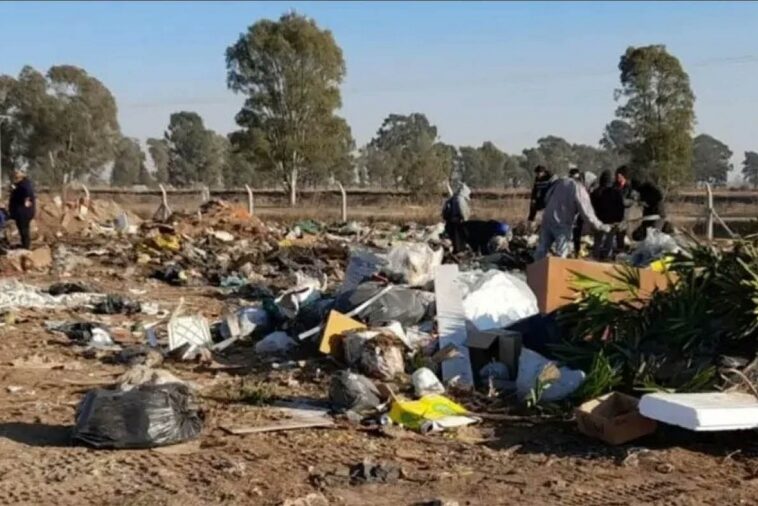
[8,168,36,249]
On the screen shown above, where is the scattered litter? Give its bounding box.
[93,294,141,315]
[349,458,400,485]
[412,368,446,397]
[73,383,203,449]
[516,349,585,403]
[329,370,383,416]
[117,366,186,391]
[639,392,758,431]
[388,394,479,433]
[254,331,296,355]
[0,279,101,311]
[46,282,92,296]
[575,392,657,445]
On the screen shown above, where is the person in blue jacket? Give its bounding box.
[8,168,35,249]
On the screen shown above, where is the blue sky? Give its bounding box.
[1,1,757,180]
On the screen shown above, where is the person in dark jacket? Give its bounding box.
[568,168,585,257]
[462,220,510,254]
[527,165,555,226]
[614,165,635,252]
[631,179,667,241]
[590,170,625,260]
[8,168,35,249]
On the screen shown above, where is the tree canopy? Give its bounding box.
[147,138,170,185]
[614,45,695,187]
[164,111,226,187]
[743,151,758,188]
[692,134,732,185]
[0,65,120,186]
[111,137,145,187]
[226,11,353,204]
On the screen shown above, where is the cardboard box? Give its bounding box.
[526,257,673,314]
[319,311,366,357]
[465,324,522,382]
[575,392,657,445]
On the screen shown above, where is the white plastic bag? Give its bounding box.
[516,349,585,403]
[412,367,445,397]
[456,270,538,331]
[630,228,680,267]
[384,242,443,288]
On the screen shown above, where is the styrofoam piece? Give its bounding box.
[434,264,474,387]
[639,392,758,431]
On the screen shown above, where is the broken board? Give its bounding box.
[319,311,366,357]
[434,264,473,387]
[639,392,758,431]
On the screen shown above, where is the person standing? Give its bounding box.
[590,170,625,260]
[8,168,36,249]
[534,177,610,260]
[568,168,585,257]
[442,183,471,254]
[526,165,555,228]
[614,165,635,252]
[631,178,666,240]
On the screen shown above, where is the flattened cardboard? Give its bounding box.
[526,257,674,314]
[575,392,657,445]
[434,264,474,387]
[465,324,522,382]
[319,310,366,357]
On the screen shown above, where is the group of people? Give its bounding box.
[443,164,666,262]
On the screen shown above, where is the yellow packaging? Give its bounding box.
[388,394,471,430]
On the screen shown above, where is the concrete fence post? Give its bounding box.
[337,182,347,222]
[245,184,255,215]
[706,183,714,242]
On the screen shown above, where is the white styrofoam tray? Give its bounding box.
[639,392,758,431]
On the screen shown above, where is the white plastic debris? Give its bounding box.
[90,328,116,349]
[639,392,758,431]
[167,315,212,360]
[211,230,235,242]
[516,349,585,403]
[412,368,446,397]
[339,248,386,294]
[0,279,101,311]
[254,331,296,355]
[384,242,443,287]
[456,270,538,331]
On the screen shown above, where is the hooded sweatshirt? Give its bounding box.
[442,184,471,222]
[542,177,605,231]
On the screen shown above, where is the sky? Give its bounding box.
[1,1,757,181]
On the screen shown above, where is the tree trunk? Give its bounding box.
[289,167,297,207]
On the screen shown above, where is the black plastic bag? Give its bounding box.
[334,282,435,327]
[329,370,382,415]
[73,383,203,449]
[47,282,92,296]
[93,295,141,315]
[53,322,110,345]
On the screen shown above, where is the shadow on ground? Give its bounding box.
[0,422,73,447]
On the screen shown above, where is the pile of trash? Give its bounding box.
[35,195,142,238]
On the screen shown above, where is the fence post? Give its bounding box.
[337,182,347,222]
[706,183,714,242]
[446,182,454,197]
[153,184,172,222]
[199,185,210,203]
[245,184,255,215]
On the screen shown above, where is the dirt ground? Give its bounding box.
[0,214,757,505]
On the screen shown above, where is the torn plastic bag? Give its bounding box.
[329,370,382,415]
[456,270,538,331]
[516,348,585,403]
[334,282,435,327]
[383,242,443,288]
[93,295,141,315]
[339,248,387,294]
[276,275,323,320]
[47,321,116,349]
[357,334,405,380]
[46,282,92,296]
[629,228,680,268]
[73,383,203,449]
[412,367,445,397]
[254,331,296,354]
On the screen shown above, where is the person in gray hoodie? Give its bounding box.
[534,177,611,261]
[442,183,471,253]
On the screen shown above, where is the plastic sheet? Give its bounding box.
[629,228,680,268]
[456,270,538,331]
[334,282,435,327]
[383,242,443,287]
[73,383,203,449]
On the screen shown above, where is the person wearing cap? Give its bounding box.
[462,219,511,254]
[8,168,35,249]
[526,165,555,228]
[442,183,471,254]
[614,165,635,251]
[534,175,611,261]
